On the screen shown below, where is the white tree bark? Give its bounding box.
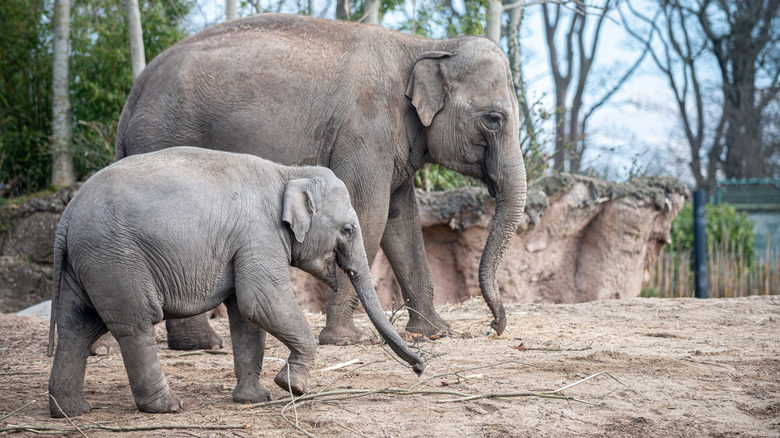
[226,0,238,20]
[51,0,74,187]
[485,0,503,45]
[365,0,379,24]
[126,0,146,80]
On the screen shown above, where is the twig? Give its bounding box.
[437,391,602,404]
[408,360,533,390]
[0,424,251,434]
[315,358,361,373]
[512,343,593,352]
[552,371,635,394]
[177,350,230,357]
[284,363,299,427]
[330,419,370,438]
[0,372,44,376]
[279,362,317,438]
[247,388,473,409]
[0,400,36,422]
[49,395,88,438]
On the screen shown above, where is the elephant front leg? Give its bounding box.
[224,295,272,403]
[235,276,316,396]
[381,180,450,336]
[165,312,224,351]
[113,329,183,413]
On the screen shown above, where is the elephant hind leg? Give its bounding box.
[165,313,224,351]
[48,280,108,418]
[113,330,183,413]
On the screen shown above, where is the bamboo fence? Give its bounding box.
[646,234,780,298]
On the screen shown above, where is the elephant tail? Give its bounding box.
[47,218,68,357]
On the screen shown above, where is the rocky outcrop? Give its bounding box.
[0,175,687,314]
[0,185,81,311]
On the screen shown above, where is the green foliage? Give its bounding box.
[670,202,755,264]
[395,0,487,38]
[640,286,659,298]
[69,0,192,180]
[414,164,480,192]
[0,0,54,195]
[0,0,192,195]
[349,0,405,22]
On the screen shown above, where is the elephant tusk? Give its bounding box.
[348,270,356,278]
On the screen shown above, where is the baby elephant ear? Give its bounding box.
[405,51,452,127]
[283,179,316,243]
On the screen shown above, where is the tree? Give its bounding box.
[538,0,650,174]
[696,0,780,179]
[0,0,192,195]
[621,1,720,192]
[337,0,350,20]
[0,0,53,194]
[51,0,75,187]
[226,0,238,20]
[127,0,147,80]
[622,0,780,191]
[365,0,379,23]
[541,0,599,172]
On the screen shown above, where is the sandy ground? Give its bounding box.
[1,296,779,437]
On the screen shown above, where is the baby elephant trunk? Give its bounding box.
[347,268,425,376]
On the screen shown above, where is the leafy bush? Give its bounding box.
[0,0,192,195]
[670,202,755,264]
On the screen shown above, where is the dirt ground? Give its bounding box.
[1,296,779,437]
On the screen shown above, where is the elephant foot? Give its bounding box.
[49,394,91,418]
[136,386,184,414]
[405,309,451,336]
[166,316,224,351]
[318,322,370,346]
[89,333,113,356]
[274,363,308,396]
[233,382,273,404]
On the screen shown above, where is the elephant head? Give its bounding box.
[283,171,425,375]
[406,38,528,335]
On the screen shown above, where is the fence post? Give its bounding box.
[694,190,708,298]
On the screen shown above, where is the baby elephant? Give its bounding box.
[47,147,425,418]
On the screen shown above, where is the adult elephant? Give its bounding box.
[115,13,527,347]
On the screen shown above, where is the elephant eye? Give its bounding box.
[481,114,502,131]
[341,225,353,238]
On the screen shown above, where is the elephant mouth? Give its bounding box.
[487,179,497,198]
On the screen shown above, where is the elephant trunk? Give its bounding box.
[480,130,527,335]
[348,267,425,376]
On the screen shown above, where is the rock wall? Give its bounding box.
[0,175,687,313]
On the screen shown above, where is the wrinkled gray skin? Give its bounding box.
[116,13,528,346]
[47,147,424,418]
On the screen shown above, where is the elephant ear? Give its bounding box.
[405,51,453,127]
[283,178,318,243]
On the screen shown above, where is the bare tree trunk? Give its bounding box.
[126,0,146,81]
[507,1,538,147]
[365,0,378,24]
[485,0,502,44]
[51,0,74,187]
[226,0,238,20]
[336,0,349,20]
